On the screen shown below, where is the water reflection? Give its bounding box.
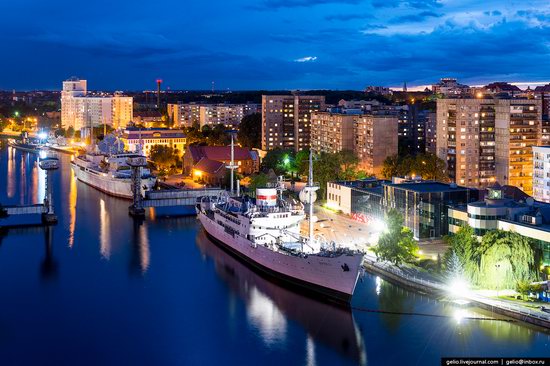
[130,220,150,275]
[68,170,77,248]
[41,226,58,280]
[7,147,15,198]
[195,232,367,365]
[99,199,111,259]
[19,153,26,204]
[376,279,415,332]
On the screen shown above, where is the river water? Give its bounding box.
[0,144,548,366]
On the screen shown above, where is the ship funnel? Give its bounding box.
[256,188,277,207]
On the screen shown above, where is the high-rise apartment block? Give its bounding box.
[261,95,325,151]
[311,112,356,154]
[61,78,133,130]
[311,111,398,176]
[199,104,259,128]
[436,98,542,194]
[355,114,398,176]
[533,146,550,202]
[167,103,201,128]
[167,103,259,128]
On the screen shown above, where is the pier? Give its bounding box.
[127,156,224,217]
[0,155,59,226]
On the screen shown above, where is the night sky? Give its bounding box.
[1,0,549,90]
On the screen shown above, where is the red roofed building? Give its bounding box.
[184,145,260,184]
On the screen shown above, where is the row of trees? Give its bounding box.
[184,123,230,146]
[445,225,541,290]
[381,153,447,181]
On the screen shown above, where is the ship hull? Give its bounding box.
[71,161,156,199]
[8,142,43,154]
[198,211,363,304]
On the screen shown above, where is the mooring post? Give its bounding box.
[127,156,148,217]
[39,156,59,224]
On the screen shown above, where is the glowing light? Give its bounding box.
[453,309,468,325]
[194,170,202,177]
[38,132,48,140]
[449,278,470,299]
[476,92,483,98]
[375,276,382,295]
[283,156,290,165]
[373,218,387,232]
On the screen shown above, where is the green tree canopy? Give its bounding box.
[149,145,178,172]
[381,153,447,181]
[237,113,261,148]
[373,209,419,266]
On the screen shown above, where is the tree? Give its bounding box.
[149,145,178,173]
[412,153,447,181]
[381,153,446,181]
[476,230,538,290]
[337,150,360,180]
[373,209,419,266]
[260,149,295,175]
[248,173,270,192]
[237,113,261,148]
[55,128,66,137]
[446,250,465,282]
[445,225,478,278]
[381,154,414,179]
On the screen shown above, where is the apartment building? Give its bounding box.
[61,78,133,130]
[355,114,398,176]
[261,95,325,151]
[436,97,542,195]
[167,103,201,128]
[310,112,356,154]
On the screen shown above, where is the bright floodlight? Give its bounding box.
[449,278,469,299]
[373,218,387,232]
[38,132,48,140]
[283,156,290,165]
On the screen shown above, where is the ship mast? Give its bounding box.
[226,130,238,195]
[307,150,314,244]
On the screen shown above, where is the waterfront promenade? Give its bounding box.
[363,253,550,328]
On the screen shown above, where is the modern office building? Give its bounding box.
[121,128,186,157]
[355,114,398,176]
[448,183,550,266]
[436,97,542,195]
[261,94,325,151]
[61,78,133,130]
[326,177,477,240]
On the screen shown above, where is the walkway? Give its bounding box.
[364,253,550,327]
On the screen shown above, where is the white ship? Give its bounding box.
[197,148,363,303]
[71,152,156,199]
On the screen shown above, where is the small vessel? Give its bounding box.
[197,143,364,303]
[71,152,156,199]
[7,132,45,154]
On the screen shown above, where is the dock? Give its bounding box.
[0,156,59,226]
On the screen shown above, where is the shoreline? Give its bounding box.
[363,256,550,329]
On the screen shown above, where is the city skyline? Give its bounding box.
[1,0,549,90]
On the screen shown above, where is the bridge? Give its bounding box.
[0,156,59,226]
[126,156,225,218]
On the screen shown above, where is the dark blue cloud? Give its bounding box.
[325,13,373,21]
[389,11,443,23]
